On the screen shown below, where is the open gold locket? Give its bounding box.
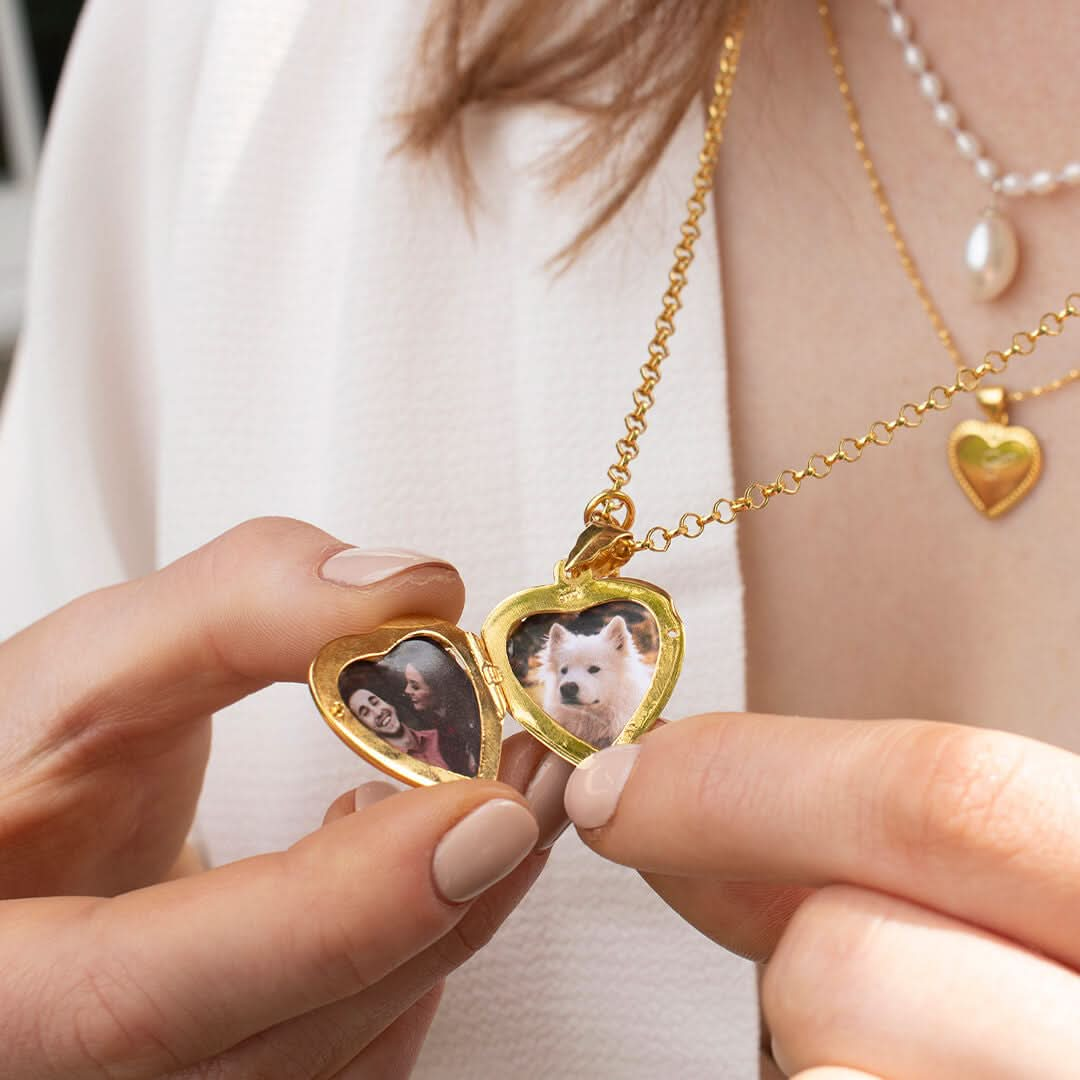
[309,525,684,785]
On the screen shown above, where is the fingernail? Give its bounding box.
[320,547,454,588]
[524,752,575,850]
[432,799,539,903]
[352,781,399,812]
[564,744,641,830]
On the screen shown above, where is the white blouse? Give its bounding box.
[0,3,756,1076]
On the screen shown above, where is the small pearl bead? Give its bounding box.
[974,157,999,183]
[904,43,927,73]
[919,72,943,102]
[889,12,911,39]
[933,101,957,128]
[955,131,981,160]
[1029,169,1057,195]
[999,172,1028,197]
[1061,162,1080,186]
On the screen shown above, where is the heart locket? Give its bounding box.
[947,387,1042,518]
[309,526,685,785]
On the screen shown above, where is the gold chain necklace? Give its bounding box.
[310,4,1080,785]
[818,0,1079,517]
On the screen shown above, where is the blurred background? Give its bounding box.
[0,0,84,398]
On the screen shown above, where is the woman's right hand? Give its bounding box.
[0,518,570,1078]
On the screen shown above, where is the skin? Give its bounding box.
[404,663,435,713]
[717,3,1080,1065]
[718,0,1080,748]
[0,517,554,1078]
[573,713,1080,1078]
[351,689,407,738]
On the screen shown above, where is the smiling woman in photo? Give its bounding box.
[387,639,482,776]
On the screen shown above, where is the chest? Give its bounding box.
[717,0,1080,749]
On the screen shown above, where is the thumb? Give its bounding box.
[1,516,464,747]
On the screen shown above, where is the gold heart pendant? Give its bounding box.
[948,420,1042,517]
[309,526,685,783]
[947,388,1042,519]
[481,565,683,763]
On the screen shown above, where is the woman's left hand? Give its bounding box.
[563,713,1080,1079]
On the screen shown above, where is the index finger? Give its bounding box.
[2,516,465,739]
[565,713,1080,969]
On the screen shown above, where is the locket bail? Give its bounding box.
[976,385,1009,425]
[562,523,636,580]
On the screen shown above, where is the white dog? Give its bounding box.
[538,615,653,748]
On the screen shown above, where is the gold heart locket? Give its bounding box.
[947,386,1043,518]
[309,526,685,786]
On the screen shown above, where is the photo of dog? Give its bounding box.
[508,601,658,749]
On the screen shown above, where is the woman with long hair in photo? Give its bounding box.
[387,639,482,775]
[0,2,1077,1077]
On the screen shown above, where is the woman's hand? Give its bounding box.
[0,517,471,896]
[564,713,1080,1079]
[0,518,571,1077]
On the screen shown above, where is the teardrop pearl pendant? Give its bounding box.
[965,207,1019,302]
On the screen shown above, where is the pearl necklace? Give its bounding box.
[877,0,1080,302]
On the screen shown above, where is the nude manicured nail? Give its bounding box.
[564,744,641,830]
[432,799,539,903]
[319,547,454,588]
[525,753,575,850]
[352,781,399,812]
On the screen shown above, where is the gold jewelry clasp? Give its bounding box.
[562,523,635,580]
[976,385,1009,426]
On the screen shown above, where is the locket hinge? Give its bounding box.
[469,637,509,716]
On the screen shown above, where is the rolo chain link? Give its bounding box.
[585,3,1080,559]
[584,3,748,535]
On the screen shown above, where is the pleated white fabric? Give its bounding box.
[0,3,756,1076]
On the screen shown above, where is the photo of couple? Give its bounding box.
[338,639,482,777]
[507,601,659,749]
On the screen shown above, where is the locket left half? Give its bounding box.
[309,618,503,786]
